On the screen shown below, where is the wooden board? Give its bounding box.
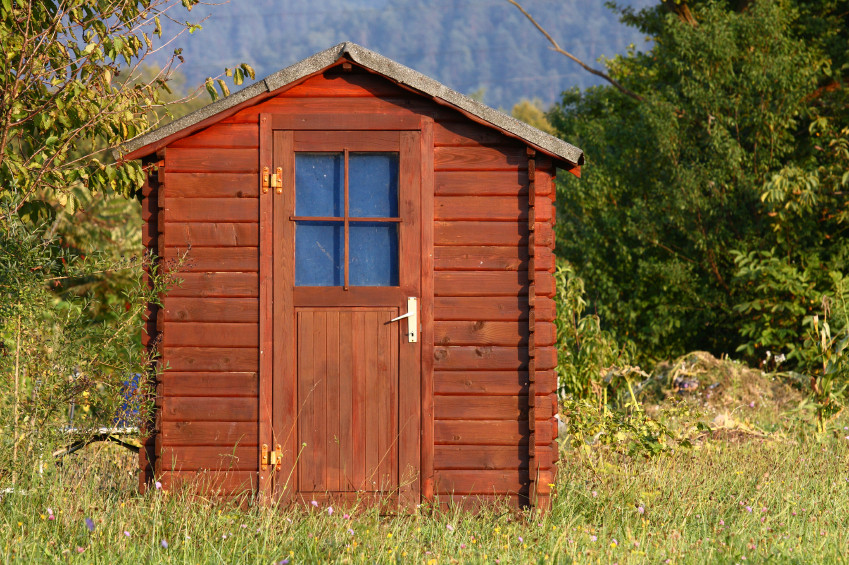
[434,469,530,494]
[158,470,257,496]
[162,323,258,347]
[164,172,258,198]
[434,246,525,271]
[434,420,529,445]
[163,198,257,223]
[433,346,529,370]
[434,321,526,346]
[169,123,258,149]
[435,196,525,221]
[164,247,258,273]
[434,121,518,147]
[434,395,528,420]
[435,171,528,196]
[434,146,527,171]
[162,397,258,421]
[163,223,258,247]
[160,421,258,446]
[163,298,258,323]
[433,371,529,395]
[434,272,528,297]
[162,347,258,372]
[435,221,527,246]
[158,372,258,397]
[278,71,407,98]
[434,297,528,321]
[434,445,528,470]
[168,273,258,298]
[166,148,258,173]
[158,446,257,472]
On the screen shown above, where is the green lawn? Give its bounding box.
[3,426,848,564]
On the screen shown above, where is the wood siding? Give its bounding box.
[150,64,559,509]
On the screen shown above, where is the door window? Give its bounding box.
[294,151,399,287]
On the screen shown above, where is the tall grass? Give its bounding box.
[2,430,848,563]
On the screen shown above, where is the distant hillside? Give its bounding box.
[157,0,653,109]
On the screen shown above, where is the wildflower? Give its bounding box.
[518,536,523,542]
[76,547,85,553]
[311,500,318,507]
[348,529,354,535]
[240,524,247,529]
[611,538,618,548]
[84,518,95,532]
[446,524,454,532]
[124,531,131,537]
[160,540,168,548]
[155,481,162,490]
[327,506,333,515]
[749,401,755,408]
[460,544,466,549]
[278,560,290,565]
[719,520,725,526]
[591,491,598,497]
[637,506,645,514]
[745,506,752,513]
[343,513,351,519]
[761,507,768,513]
[590,535,597,542]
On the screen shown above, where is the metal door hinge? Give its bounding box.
[260,443,282,471]
[261,167,282,194]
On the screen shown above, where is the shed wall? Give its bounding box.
[141,66,559,506]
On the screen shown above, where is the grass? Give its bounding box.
[2,355,849,564]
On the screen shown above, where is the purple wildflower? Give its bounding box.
[311,500,318,507]
[343,513,351,520]
[446,524,454,532]
[590,535,597,542]
[327,506,333,515]
[84,518,95,532]
[160,539,168,549]
[637,506,645,514]
[347,528,354,535]
[745,506,752,513]
[124,531,131,537]
[155,481,162,490]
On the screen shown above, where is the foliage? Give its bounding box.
[550,0,849,368]
[510,98,555,134]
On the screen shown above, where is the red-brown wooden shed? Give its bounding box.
[119,42,583,511]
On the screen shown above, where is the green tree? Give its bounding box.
[0,0,250,481]
[548,0,849,368]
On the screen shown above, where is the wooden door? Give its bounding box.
[262,125,423,506]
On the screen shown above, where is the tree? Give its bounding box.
[535,0,848,367]
[0,0,250,481]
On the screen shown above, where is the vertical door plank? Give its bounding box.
[312,311,328,492]
[326,310,341,492]
[339,311,354,490]
[364,311,380,491]
[352,312,366,491]
[377,310,392,490]
[258,115,272,499]
[297,311,316,491]
[419,119,434,503]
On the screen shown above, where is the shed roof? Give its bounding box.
[116,42,583,167]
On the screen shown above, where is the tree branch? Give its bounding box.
[507,0,643,102]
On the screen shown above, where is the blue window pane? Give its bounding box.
[296,153,343,217]
[349,153,399,218]
[349,223,398,286]
[295,222,344,286]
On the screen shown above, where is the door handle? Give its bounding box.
[389,297,418,343]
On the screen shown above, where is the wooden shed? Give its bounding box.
[119,42,583,511]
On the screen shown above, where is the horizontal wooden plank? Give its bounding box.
[536,347,557,370]
[532,247,556,272]
[435,171,528,196]
[159,470,257,495]
[435,271,528,297]
[434,346,529,370]
[435,196,525,221]
[434,371,529,395]
[164,173,258,198]
[166,148,258,173]
[165,247,258,273]
[435,321,526,346]
[434,445,528,470]
[271,113,423,131]
[532,322,557,348]
[435,470,530,494]
[141,192,157,221]
[163,297,258,323]
[158,446,257,472]
[294,130,400,151]
[162,397,257,422]
[163,347,258,372]
[434,120,516,147]
[435,221,527,246]
[169,273,258,298]
[531,223,555,248]
[534,370,558,396]
[162,323,258,347]
[159,372,258,397]
[230,97,441,123]
[434,395,528,420]
[163,198,257,223]
[434,146,527,171]
[169,123,258,149]
[534,198,553,223]
[279,71,406,98]
[163,223,258,247]
[161,421,258,446]
[434,246,526,271]
[435,420,529,445]
[434,493,528,511]
[434,297,528,321]
[534,297,556,323]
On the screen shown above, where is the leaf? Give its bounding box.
[241,63,256,80]
[204,78,218,101]
[233,67,244,86]
[216,79,230,98]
